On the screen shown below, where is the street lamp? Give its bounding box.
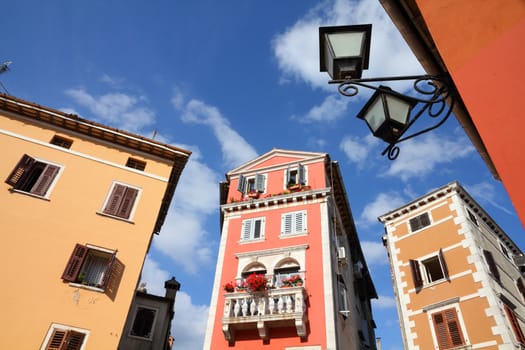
[319,24,455,160]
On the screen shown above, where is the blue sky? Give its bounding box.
[2,1,524,349]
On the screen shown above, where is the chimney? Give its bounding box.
[164,276,181,301]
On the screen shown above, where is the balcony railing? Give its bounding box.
[222,286,308,341]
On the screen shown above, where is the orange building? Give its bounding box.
[379,0,525,227]
[203,149,377,350]
[0,94,190,349]
[380,182,525,349]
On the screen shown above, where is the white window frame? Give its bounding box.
[98,181,141,222]
[40,323,89,350]
[7,155,63,199]
[499,240,512,261]
[281,210,307,237]
[284,164,308,188]
[129,305,159,340]
[237,173,267,195]
[240,217,265,242]
[466,208,479,226]
[66,244,117,292]
[421,254,447,284]
[408,212,432,232]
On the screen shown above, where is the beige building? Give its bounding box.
[0,94,190,349]
[380,182,525,350]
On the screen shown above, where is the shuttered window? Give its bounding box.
[241,218,265,241]
[5,154,61,197]
[517,278,525,302]
[409,212,431,232]
[61,243,116,291]
[50,135,73,149]
[286,163,306,187]
[45,328,85,350]
[410,249,449,290]
[504,304,525,345]
[432,308,465,349]
[103,183,139,219]
[409,259,423,289]
[236,173,266,195]
[281,210,307,236]
[483,249,500,282]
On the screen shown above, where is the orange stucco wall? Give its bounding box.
[0,112,174,349]
[415,0,525,228]
[208,157,330,349]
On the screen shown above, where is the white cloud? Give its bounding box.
[340,134,379,168]
[372,294,396,309]
[361,241,388,266]
[359,192,406,225]
[65,88,155,133]
[141,257,208,350]
[175,96,258,169]
[466,181,516,216]
[295,94,350,123]
[383,134,475,181]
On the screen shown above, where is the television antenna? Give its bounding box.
[0,60,12,94]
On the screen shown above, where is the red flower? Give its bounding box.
[223,281,235,292]
[245,273,268,292]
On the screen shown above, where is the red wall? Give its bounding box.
[416,0,525,227]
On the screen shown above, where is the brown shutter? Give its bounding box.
[61,244,88,282]
[116,187,138,219]
[409,259,423,289]
[439,249,450,280]
[505,304,525,344]
[432,308,465,349]
[100,251,117,289]
[483,249,500,281]
[517,278,525,301]
[45,329,66,350]
[103,184,126,216]
[5,154,35,187]
[64,330,85,350]
[31,164,60,196]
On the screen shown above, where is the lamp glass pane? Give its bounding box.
[385,95,411,125]
[363,96,385,132]
[327,32,364,57]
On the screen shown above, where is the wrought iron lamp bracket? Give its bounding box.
[330,74,455,160]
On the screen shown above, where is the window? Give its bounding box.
[274,266,301,287]
[499,241,511,259]
[102,182,140,220]
[466,209,478,226]
[516,278,525,302]
[483,249,501,282]
[126,157,146,171]
[50,135,73,149]
[42,326,87,350]
[241,217,265,241]
[410,249,449,289]
[281,210,307,236]
[5,154,61,197]
[237,173,266,195]
[61,243,116,291]
[337,276,349,313]
[130,306,157,339]
[409,212,431,232]
[431,308,466,349]
[285,163,306,187]
[504,304,525,345]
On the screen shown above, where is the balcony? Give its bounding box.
[222,286,308,341]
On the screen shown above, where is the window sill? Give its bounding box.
[239,238,265,244]
[96,211,135,224]
[9,188,51,201]
[280,231,308,239]
[423,278,448,289]
[128,334,154,341]
[69,282,105,293]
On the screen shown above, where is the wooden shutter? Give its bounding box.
[237,174,246,193]
[409,259,423,289]
[31,164,60,196]
[432,308,465,349]
[255,174,265,193]
[517,278,525,301]
[285,165,291,185]
[504,304,525,345]
[45,329,66,350]
[438,249,450,280]
[61,244,88,282]
[116,187,138,219]
[103,184,126,216]
[46,329,85,350]
[100,251,117,289]
[298,163,305,184]
[483,249,500,281]
[5,154,35,187]
[241,220,252,240]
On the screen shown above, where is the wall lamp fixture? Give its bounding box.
[319,24,455,160]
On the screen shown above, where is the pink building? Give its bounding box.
[203,149,377,350]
